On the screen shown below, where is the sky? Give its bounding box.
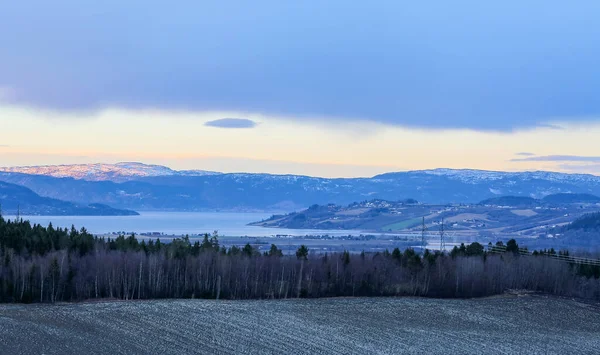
[1,1,600,177]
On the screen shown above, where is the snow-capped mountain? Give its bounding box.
[405,168,600,185]
[0,164,599,211]
[0,162,220,182]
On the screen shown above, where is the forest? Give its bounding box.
[0,215,599,303]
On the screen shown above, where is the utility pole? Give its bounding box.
[421,216,427,251]
[439,217,445,252]
[16,204,20,222]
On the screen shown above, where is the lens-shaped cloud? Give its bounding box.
[204,118,257,129]
[511,155,600,162]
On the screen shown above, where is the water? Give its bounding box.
[4,212,366,237]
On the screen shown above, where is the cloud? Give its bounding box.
[204,118,257,129]
[535,124,564,130]
[511,155,600,162]
[515,152,535,156]
[1,2,600,131]
[557,163,600,174]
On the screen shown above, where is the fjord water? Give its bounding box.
[6,212,364,237]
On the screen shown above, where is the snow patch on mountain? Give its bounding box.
[0,162,220,181]
[417,168,600,185]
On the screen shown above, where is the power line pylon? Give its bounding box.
[439,217,445,252]
[421,216,427,251]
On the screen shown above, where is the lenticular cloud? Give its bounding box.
[204,118,257,129]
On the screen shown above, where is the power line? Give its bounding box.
[487,244,600,266]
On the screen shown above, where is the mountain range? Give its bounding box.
[0,162,218,182]
[0,181,138,216]
[1,163,600,212]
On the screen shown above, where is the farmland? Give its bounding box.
[1,295,599,354]
[382,217,423,231]
[250,199,600,246]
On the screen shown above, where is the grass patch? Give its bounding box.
[382,218,423,231]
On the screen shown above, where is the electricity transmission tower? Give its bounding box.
[421,217,427,251]
[439,217,445,252]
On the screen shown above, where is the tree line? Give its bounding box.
[0,215,599,303]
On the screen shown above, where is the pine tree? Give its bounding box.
[342,250,350,266]
[267,244,283,257]
[296,245,309,260]
[506,239,519,254]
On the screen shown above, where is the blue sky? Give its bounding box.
[1,1,600,176]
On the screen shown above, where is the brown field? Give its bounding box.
[444,213,490,222]
[335,208,370,216]
[511,209,538,217]
[1,295,599,355]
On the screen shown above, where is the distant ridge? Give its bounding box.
[542,193,600,204]
[376,168,600,184]
[0,181,138,216]
[479,193,600,207]
[2,163,600,183]
[1,164,600,210]
[0,162,220,182]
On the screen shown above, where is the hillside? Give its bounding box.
[250,200,426,231]
[564,212,600,231]
[1,297,598,355]
[544,212,600,247]
[0,181,138,216]
[479,193,600,207]
[479,196,538,207]
[250,199,600,236]
[542,193,600,204]
[0,164,600,210]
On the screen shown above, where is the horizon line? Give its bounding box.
[0,161,599,179]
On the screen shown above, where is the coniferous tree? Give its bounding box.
[506,239,519,254]
[296,245,309,260]
[267,244,283,257]
[0,215,598,303]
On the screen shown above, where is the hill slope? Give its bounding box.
[542,193,600,204]
[564,212,600,231]
[479,193,600,207]
[1,297,597,355]
[479,196,538,207]
[0,181,139,216]
[250,198,600,235]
